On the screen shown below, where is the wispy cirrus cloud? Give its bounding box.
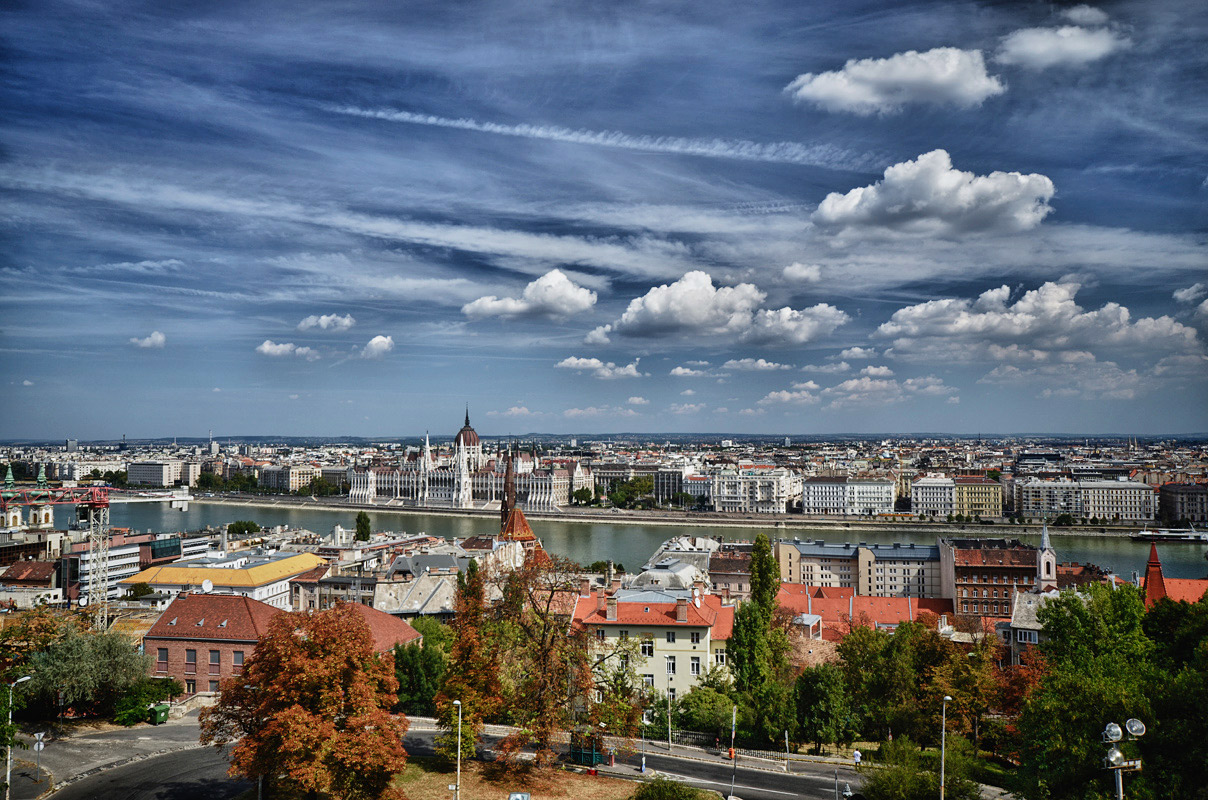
[325,106,868,170]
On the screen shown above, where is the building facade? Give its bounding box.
[774,539,942,598]
[709,468,802,514]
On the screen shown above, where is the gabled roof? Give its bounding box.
[346,602,423,650]
[1162,578,1208,604]
[145,592,281,642]
[777,586,952,631]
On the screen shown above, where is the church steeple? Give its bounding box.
[501,444,516,530]
[465,406,471,428]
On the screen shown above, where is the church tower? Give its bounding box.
[1037,520,1057,591]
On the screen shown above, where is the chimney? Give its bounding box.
[676,597,688,622]
[606,596,618,621]
[596,588,606,613]
[693,578,705,595]
[611,576,621,591]
[580,577,591,598]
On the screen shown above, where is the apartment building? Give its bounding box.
[258,464,318,492]
[939,538,1053,618]
[573,587,734,699]
[127,461,182,487]
[801,476,895,515]
[710,468,801,514]
[774,539,942,598]
[953,477,1003,519]
[911,475,954,518]
[1015,478,1155,520]
[1159,483,1208,524]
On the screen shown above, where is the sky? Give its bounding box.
[2,0,1206,439]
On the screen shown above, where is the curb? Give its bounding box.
[36,743,206,799]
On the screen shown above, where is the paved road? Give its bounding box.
[46,727,862,800]
[49,747,249,800]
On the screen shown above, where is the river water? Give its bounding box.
[103,501,1208,580]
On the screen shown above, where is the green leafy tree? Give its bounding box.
[572,488,594,505]
[795,663,855,753]
[227,520,261,537]
[28,630,149,716]
[678,685,734,739]
[355,510,371,541]
[113,677,183,726]
[862,735,980,800]
[392,641,445,716]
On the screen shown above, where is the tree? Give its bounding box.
[671,491,695,508]
[678,685,734,740]
[227,520,261,537]
[123,582,153,599]
[199,603,407,800]
[28,630,149,716]
[355,510,372,541]
[794,663,855,753]
[572,488,594,506]
[435,560,502,762]
[113,677,183,726]
[393,640,445,717]
[861,735,980,800]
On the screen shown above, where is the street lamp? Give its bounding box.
[453,700,462,800]
[1101,718,1145,799]
[6,676,31,800]
[940,695,952,800]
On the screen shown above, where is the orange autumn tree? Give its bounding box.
[199,603,408,800]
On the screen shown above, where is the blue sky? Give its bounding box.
[2,0,1205,439]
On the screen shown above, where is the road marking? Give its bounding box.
[656,772,799,795]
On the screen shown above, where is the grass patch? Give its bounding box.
[394,757,639,800]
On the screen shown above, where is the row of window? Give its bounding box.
[601,630,703,646]
[156,647,244,675]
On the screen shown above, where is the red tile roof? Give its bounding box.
[1,561,57,584]
[145,593,282,643]
[572,593,735,640]
[346,603,423,649]
[954,549,1037,568]
[777,585,952,630]
[501,508,535,540]
[1162,578,1208,604]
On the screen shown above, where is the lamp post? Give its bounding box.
[6,676,31,800]
[940,695,952,800]
[1101,719,1145,800]
[667,691,672,752]
[453,700,462,800]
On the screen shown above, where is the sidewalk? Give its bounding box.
[8,711,207,800]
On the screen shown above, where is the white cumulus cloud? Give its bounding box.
[556,356,644,379]
[723,358,792,371]
[997,26,1129,70]
[256,340,321,360]
[627,396,650,405]
[801,361,852,374]
[595,270,765,340]
[22,379,34,386]
[1173,283,1206,304]
[785,48,1005,115]
[298,313,355,331]
[860,365,895,377]
[839,347,877,359]
[877,281,1201,363]
[782,263,822,283]
[1062,5,1110,25]
[821,375,957,408]
[670,366,707,376]
[130,331,166,349]
[813,150,1055,235]
[487,406,535,418]
[360,335,394,359]
[669,403,706,414]
[462,269,598,319]
[744,305,849,345]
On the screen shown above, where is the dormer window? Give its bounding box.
[196,618,205,626]
[218,620,228,628]
[167,617,177,626]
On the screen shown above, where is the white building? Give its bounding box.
[127,460,182,487]
[802,476,895,515]
[912,475,955,518]
[710,468,801,514]
[120,551,328,610]
[1014,478,1156,521]
[775,539,942,598]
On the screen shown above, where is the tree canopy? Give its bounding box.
[199,603,407,800]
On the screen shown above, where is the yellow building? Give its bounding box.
[953,477,1003,519]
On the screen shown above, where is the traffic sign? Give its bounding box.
[33,741,44,752]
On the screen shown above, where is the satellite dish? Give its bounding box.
[201,579,214,594]
[77,596,88,607]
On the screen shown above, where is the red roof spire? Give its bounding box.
[1143,543,1167,608]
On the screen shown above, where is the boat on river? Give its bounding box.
[1130,526,1208,543]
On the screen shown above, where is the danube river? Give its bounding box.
[100,501,1208,580]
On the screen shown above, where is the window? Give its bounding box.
[668,688,676,701]
[666,631,676,644]
[962,603,968,613]
[1016,629,1039,644]
[690,631,701,645]
[641,638,654,657]
[642,674,655,688]
[156,648,168,672]
[620,630,629,641]
[594,689,603,703]
[691,657,701,676]
[666,656,676,675]
[208,680,220,693]
[209,650,221,674]
[185,649,197,674]
[620,655,629,671]
[596,628,605,642]
[714,649,726,666]
[185,680,196,694]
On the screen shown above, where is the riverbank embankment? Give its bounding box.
[190,495,1140,539]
